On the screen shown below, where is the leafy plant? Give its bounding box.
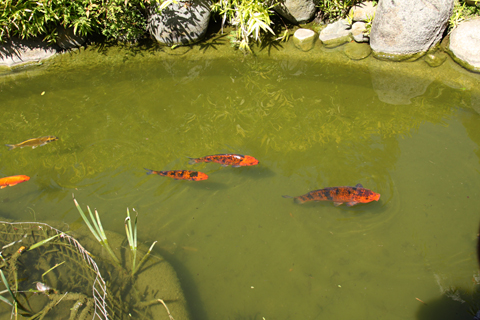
[211,0,275,52]
[448,0,480,32]
[317,0,359,23]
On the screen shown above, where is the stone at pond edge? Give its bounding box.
[351,22,369,43]
[319,20,352,48]
[0,37,58,69]
[344,42,371,60]
[424,50,447,68]
[370,0,453,61]
[293,28,317,52]
[272,0,317,24]
[349,1,376,22]
[147,0,211,46]
[448,18,480,73]
[56,26,87,50]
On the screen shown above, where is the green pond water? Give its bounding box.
[1,41,480,320]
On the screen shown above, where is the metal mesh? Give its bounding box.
[0,221,110,320]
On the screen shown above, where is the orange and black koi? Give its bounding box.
[283,184,380,207]
[188,154,259,167]
[145,168,208,181]
[0,175,30,189]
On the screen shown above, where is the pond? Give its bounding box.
[1,40,480,320]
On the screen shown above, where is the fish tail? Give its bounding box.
[187,157,198,165]
[144,168,155,175]
[5,144,15,150]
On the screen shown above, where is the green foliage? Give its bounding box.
[211,0,275,52]
[317,0,359,23]
[0,0,160,43]
[449,0,480,32]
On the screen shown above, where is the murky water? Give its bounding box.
[1,42,480,320]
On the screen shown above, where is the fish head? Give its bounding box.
[240,155,259,166]
[46,136,59,142]
[196,172,209,181]
[364,191,381,203]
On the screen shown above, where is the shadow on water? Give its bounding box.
[416,287,480,320]
[155,247,209,320]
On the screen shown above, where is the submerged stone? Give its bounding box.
[448,18,480,73]
[319,20,352,48]
[344,42,371,60]
[424,50,448,68]
[293,28,317,52]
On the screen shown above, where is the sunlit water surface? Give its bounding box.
[1,45,480,320]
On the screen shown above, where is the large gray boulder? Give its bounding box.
[370,0,454,61]
[448,18,480,73]
[272,0,316,24]
[147,0,211,46]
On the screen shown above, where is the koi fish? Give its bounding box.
[145,168,208,181]
[6,136,58,150]
[283,184,380,207]
[0,175,30,189]
[188,154,259,167]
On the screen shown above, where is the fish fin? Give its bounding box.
[187,157,197,165]
[333,202,343,206]
[223,164,232,167]
[294,197,306,204]
[0,186,5,189]
[144,168,154,175]
[346,202,358,207]
[355,183,363,188]
[32,145,37,149]
[5,144,14,150]
[282,195,293,199]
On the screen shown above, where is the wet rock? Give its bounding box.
[147,0,211,46]
[0,37,58,69]
[293,28,317,51]
[424,50,448,67]
[349,1,376,22]
[344,42,371,60]
[370,0,454,61]
[448,18,480,73]
[351,22,369,43]
[319,20,352,48]
[56,26,87,50]
[272,0,316,23]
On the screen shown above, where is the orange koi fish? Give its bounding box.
[6,136,58,150]
[188,154,259,167]
[0,175,30,189]
[145,169,208,181]
[283,184,380,207]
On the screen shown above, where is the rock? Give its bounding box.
[424,50,447,67]
[349,1,376,22]
[293,28,317,51]
[319,20,352,48]
[448,18,480,73]
[370,0,454,61]
[0,37,58,69]
[56,26,87,50]
[272,0,316,24]
[147,0,211,46]
[344,42,371,60]
[351,22,369,43]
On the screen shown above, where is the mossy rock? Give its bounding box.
[344,42,372,60]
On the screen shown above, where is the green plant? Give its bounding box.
[364,12,375,36]
[449,0,480,32]
[211,0,275,52]
[317,0,359,23]
[0,0,164,43]
[74,196,157,277]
